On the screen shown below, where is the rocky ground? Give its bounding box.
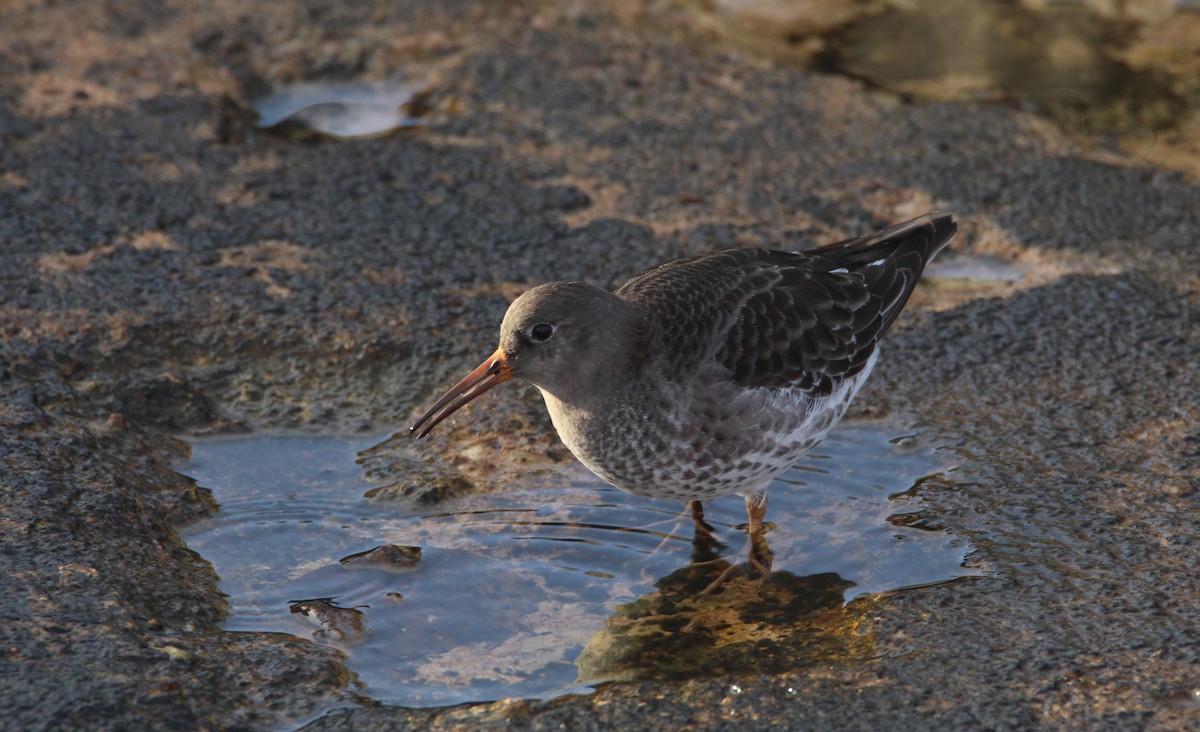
[2,0,1199,729]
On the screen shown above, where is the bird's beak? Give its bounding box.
[410,348,512,438]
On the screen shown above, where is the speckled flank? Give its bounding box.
[542,352,877,501]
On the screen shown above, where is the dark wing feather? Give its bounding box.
[617,212,957,395]
[720,212,957,393]
[715,255,873,392]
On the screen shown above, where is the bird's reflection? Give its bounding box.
[575,560,859,684]
[572,512,867,684]
[267,510,875,703]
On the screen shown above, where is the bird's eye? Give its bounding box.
[530,323,555,342]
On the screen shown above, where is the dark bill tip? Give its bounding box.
[410,349,511,438]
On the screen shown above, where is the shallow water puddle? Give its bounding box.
[179,423,978,707]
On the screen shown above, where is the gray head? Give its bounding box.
[411,281,638,437]
[499,281,640,393]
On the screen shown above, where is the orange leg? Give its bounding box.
[745,493,767,535]
[688,499,723,561]
[698,493,774,596]
[689,500,716,540]
[744,493,773,577]
[649,500,721,556]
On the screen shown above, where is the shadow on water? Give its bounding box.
[179,422,979,707]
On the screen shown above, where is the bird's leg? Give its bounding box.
[649,500,723,558]
[697,492,773,596]
[744,492,773,577]
[688,500,723,562]
[689,500,716,542]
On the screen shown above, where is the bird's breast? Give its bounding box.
[534,371,868,502]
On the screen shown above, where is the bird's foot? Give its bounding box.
[695,526,774,597]
[748,528,774,576]
[649,500,726,560]
[732,520,776,536]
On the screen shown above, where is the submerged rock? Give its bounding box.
[339,544,423,569]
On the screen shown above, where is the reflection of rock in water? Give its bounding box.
[820,0,1189,134]
[576,563,868,684]
[339,544,422,570]
[288,597,370,646]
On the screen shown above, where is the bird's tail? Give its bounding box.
[812,211,958,264]
[817,211,958,338]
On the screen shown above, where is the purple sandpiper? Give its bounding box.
[413,213,957,579]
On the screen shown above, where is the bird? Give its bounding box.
[412,212,957,584]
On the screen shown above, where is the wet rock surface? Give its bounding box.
[2,0,1199,729]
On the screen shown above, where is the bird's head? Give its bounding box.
[411,281,636,437]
